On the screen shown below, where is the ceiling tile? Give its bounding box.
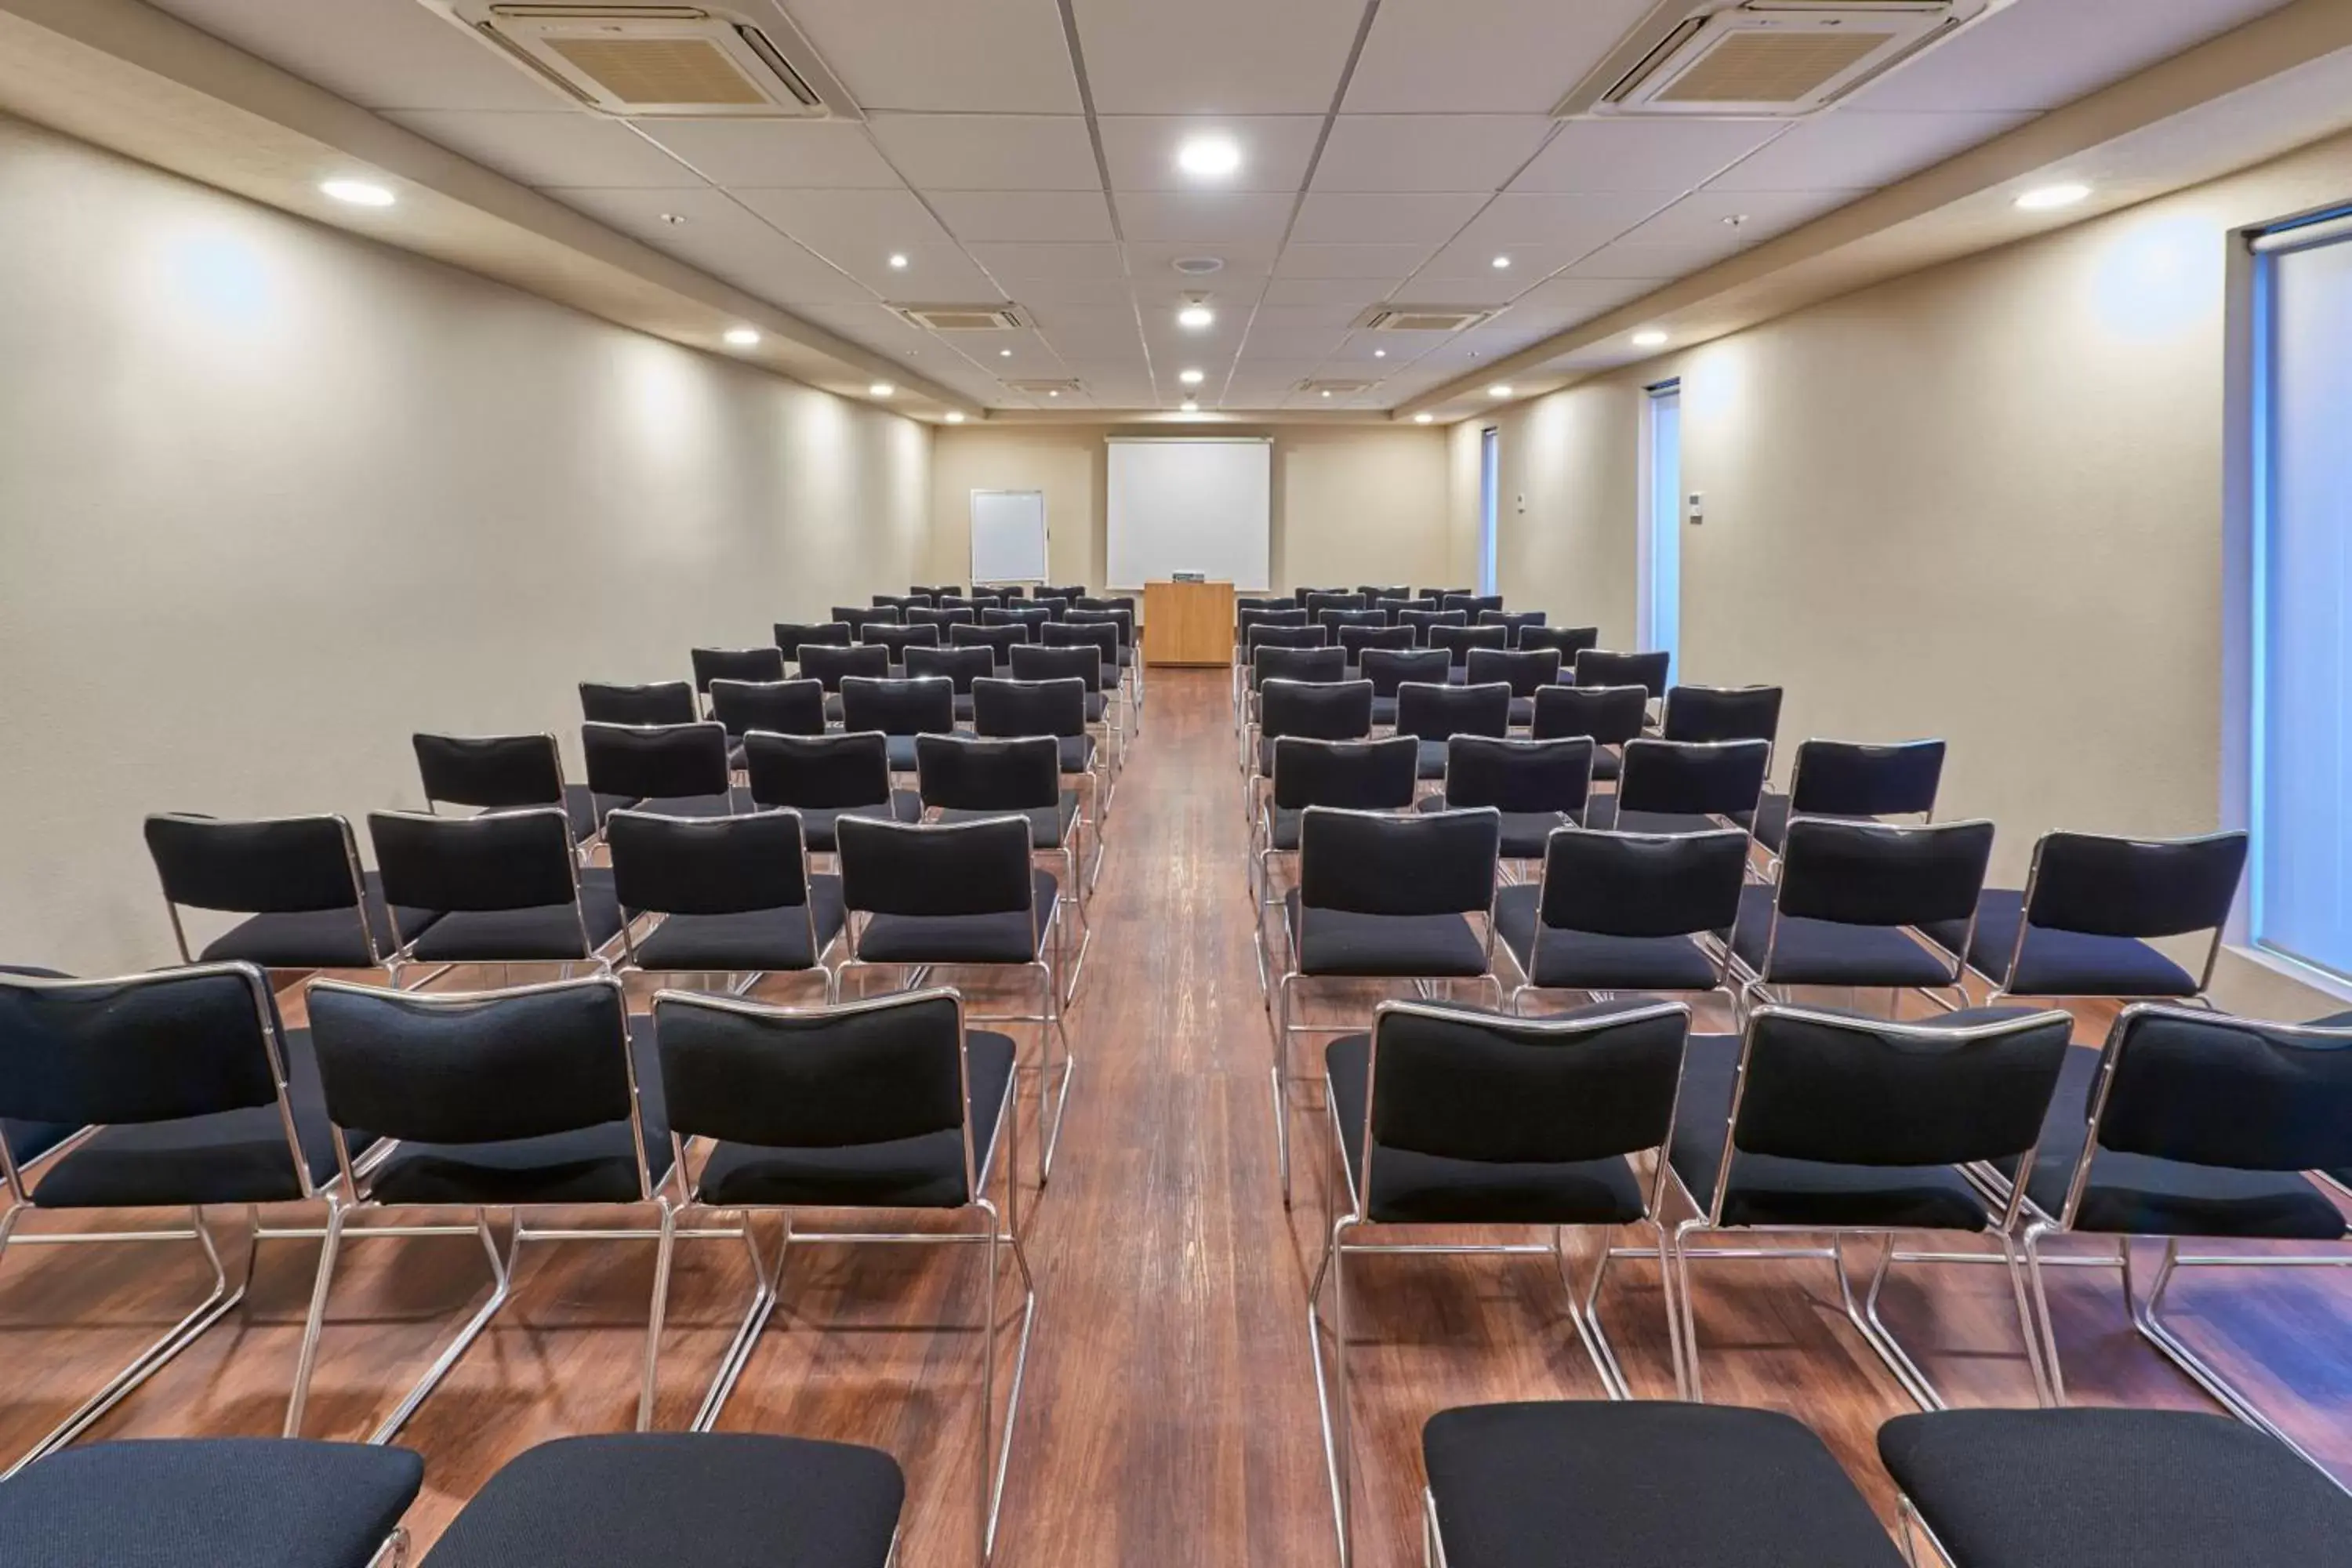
[1508,274,1661,316]
[1617,187,1861,247]
[1512,120,1786,194]
[1247,303,1367,329]
[1450,191,1674,249]
[1311,116,1556,193]
[1073,0,1367,114]
[148,0,560,113]
[986,275,1135,306]
[1240,325,1350,358]
[1290,191,1489,245]
[1115,191,1297,244]
[633,119,902,188]
[545,186,872,304]
[1705,111,2040,193]
[1414,238,1597,281]
[1385,271,1534,307]
[1026,302,1142,333]
[851,243,1004,299]
[778,0,1081,113]
[1096,116,1325,191]
[1341,0,1659,112]
[865,114,1104,191]
[731,186,955,252]
[1123,241,1282,281]
[929,191,1117,243]
[1275,243,1440,279]
[1260,277,1392,307]
[964,242,1127,281]
[381,110,698,190]
[1559,240,1740,280]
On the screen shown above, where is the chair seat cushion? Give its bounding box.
[1058,735,1096,775]
[197,872,436,969]
[822,694,844,724]
[419,1433,903,1568]
[1370,696,1399,727]
[408,868,626,963]
[1424,1402,1907,1568]
[1284,891,1488,978]
[935,793,1080,851]
[794,794,922,854]
[1494,884,1719,992]
[1507,695,1535,727]
[1327,1036,1646,1225]
[1669,1031,1991,1231]
[1728,884,1957,989]
[1420,798,1566,858]
[953,694,975,723]
[882,736,923,772]
[694,1032,1015,1209]
[1589,748,1620,782]
[0,1437,424,1568]
[632,877,846,973]
[1084,692,1108,724]
[1878,1408,2352,1568]
[855,870,1058,964]
[561,783,600,844]
[1414,739,1449,779]
[1919,889,2197,997]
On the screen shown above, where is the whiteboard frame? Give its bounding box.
[968,488,1049,585]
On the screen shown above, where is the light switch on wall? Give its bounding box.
[1687,491,1704,525]
[1515,492,1526,514]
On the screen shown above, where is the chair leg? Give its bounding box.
[974,1195,1038,1564]
[637,1200,677,1431]
[368,1210,520,1444]
[285,1197,347,1439]
[1305,1217,1358,1568]
[1273,975,1295,1207]
[2024,1225,2068,1406]
[1672,1220,1708,1403]
[1835,1233,1946,1413]
[692,1212,784,1432]
[1555,1229,1632,1400]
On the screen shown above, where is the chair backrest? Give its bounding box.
[1316,608,1388,634]
[839,675,956,738]
[1031,597,1069,620]
[307,976,644,1164]
[582,720,731,804]
[1338,624,1415,660]
[906,605,976,629]
[708,678,826,739]
[834,604,901,629]
[1465,646,1563,698]
[1395,681,1512,742]
[742,730,891,810]
[916,733,1060,812]
[1398,608,1469,644]
[837,815,1035,920]
[414,732,569,814]
[1374,596,1439,616]
[983,606,1053,633]
[1441,735,1592,816]
[0,964,296,1134]
[2071,1004,2352,1180]
[580,680,696,726]
[1238,606,1310,644]
[606,807,809,917]
[1428,623,1509,668]
[1787,738,1946,819]
[1039,583,1086,604]
[1068,607,1134,649]
[1726,1004,2073,1176]
[1253,645,1348,688]
[873,593,927,610]
[1009,642,1105,691]
[1360,647,1451,698]
[2022,829,2248,941]
[368,808,581,918]
[1774,817,1994,945]
[1040,620,1118,669]
[1270,736,1419,812]
[1356,584,1412,603]
[979,583,1028,600]
[145,812,368,920]
[653,989,975,1181]
[1538,827,1750,938]
[1259,679,1374,744]
[972,675,1088,740]
[1245,623,1328,659]
[1615,737,1770,818]
[906,644,998,693]
[949,622,1029,661]
[774,621,852,662]
[690,646,786,695]
[1303,592,1366,617]
[861,624,942,659]
[1574,648,1671,697]
[1477,610,1548,634]
[1531,684,1649,746]
[1361,1000,1687,1187]
[797,643,890,691]
[939,593,999,612]
[1442,593,1504,615]
[1518,624,1600,660]
[1298,806,1500,918]
[1662,684,1783,746]
[917,585,964,600]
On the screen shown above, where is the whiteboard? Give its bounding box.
[970,489,1048,583]
[1105,437,1272,591]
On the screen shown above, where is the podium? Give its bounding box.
[1142,579,1236,667]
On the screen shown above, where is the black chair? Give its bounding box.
[1519,622,1600,661]
[1465,646,1563,726]
[740,730,920,854]
[1336,622,1414,672]
[917,583,964,599]
[1026,630,1123,780]
[1316,608,1388,638]
[1574,648,1671,699]
[1423,734,1592,858]
[1303,591,1365,618]
[2014,1004,2352,1479]
[1272,808,1502,1205]
[1661,684,1781,750]
[416,731,601,844]
[1069,605,1140,729]
[907,643,997,724]
[907,604,976,630]
[1499,827,1748,1012]
[706,677,826,747]
[0,964,346,1474]
[836,817,1071,1188]
[1355,584,1411,603]
[941,593,1000,612]
[367,808,623,979]
[1360,646,1450,728]
[1394,681,1511,781]
[1250,735,1420,1000]
[1234,607,1310,716]
[796,644,889,724]
[950,620,1029,674]
[860,622,942,668]
[917,732,1092,1000]
[1748,736,1946,854]
[1374,594,1439,617]
[873,592,930,610]
[1477,609,1548,638]
[982,605,1052,637]
[1249,679,1373,824]
[978,583,1027,600]
[606,809,842,995]
[1314,1000,1693,1557]
[580,720,746,826]
[1443,593,1503,615]
[1428,623,1508,679]
[144,812,424,971]
[837,675,956,773]
[973,673,1099,789]
[1039,583,1087,604]
[580,680,696,727]
[1241,644,1347,775]
[1921,829,2247,1004]
[835,605,901,633]
[1396,607,1467,644]
[773,620,852,668]
[641,989,1031,1560]
[1585,735,1770,834]
[1669,1000,2074,1406]
[688,646,786,717]
[285,975,666,1443]
[1531,682,1649,782]
[1030,597,1068,620]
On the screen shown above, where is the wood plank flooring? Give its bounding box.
[2,668,2347,1563]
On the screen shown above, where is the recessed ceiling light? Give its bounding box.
[999,348,1013,358]
[1414,413,1434,424]
[659,212,688,226]
[887,252,909,269]
[1180,399,1199,413]
[1491,255,1512,270]
[1632,329,1668,348]
[1178,368,1204,386]
[1487,383,1513,398]
[724,327,760,347]
[1374,349,1386,358]
[320,178,394,207]
[944,411,966,423]
[869,382,895,397]
[1172,256,1225,275]
[2016,182,2090,211]
[1047,389,1060,397]
[1176,134,1242,180]
[1178,304,1215,330]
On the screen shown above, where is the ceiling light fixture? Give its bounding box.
[320,178,394,207]
[2016,182,2090,211]
[1047,389,1060,397]
[1178,304,1215,330]
[724,327,760,347]
[999,348,1013,358]
[945,411,966,423]
[1180,399,1199,413]
[1320,389,1333,398]
[1487,383,1513,398]
[659,212,688,226]
[1374,349,1387,358]
[1632,329,1668,348]
[887,252,909,269]
[869,382,895,397]
[1178,368,1204,386]
[1176,134,1242,180]
[1490,255,1512,270]
[1414,413,1434,424]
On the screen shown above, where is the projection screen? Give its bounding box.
[1105,437,1272,590]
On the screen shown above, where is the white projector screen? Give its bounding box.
[1106,437,1272,590]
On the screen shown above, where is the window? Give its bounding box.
[1640,382,1682,672]
[2251,211,2352,978]
[1478,426,1500,597]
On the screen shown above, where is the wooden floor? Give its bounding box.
[5,668,2349,1563]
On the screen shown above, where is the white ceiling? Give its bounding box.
[147,0,2299,412]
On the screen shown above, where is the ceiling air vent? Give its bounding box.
[1555,0,2009,118]
[1352,306,1497,333]
[1006,379,1084,398]
[893,303,1029,332]
[437,3,855,118]
[1300,379,1374,397]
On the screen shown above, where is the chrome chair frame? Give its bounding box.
[608,808,842,1003]
[372,807,620,989]
[919,730,1098,1006]
[1500,828,1743,1018]
[148,811,386,971]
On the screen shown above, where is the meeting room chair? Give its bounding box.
[1039,621,1126,768]
[143,811,420,973]
[1355,583,1411,604]
[1428,623,1508,680]
[1247,677,1374,833]
[838,675,956,774]
[873,592,930,611]
[580,720,746,827]
[909,604,977,631]
[1241,644,1347,775]
[974,673,1101,788]
[688,646,786,717]
[706,677,826,752]
[1661,684,1783,750]
[1316,608,1388,639]
[1039,583,1086,604]
[1442,593,1503,616]
[983,604,1052,637]
[1396,606,1468,645]
[834,605,901,633]
[1303,591,1365,619]
[367,807,623,983]
[1584,735,1771,834]
[579,679,696,727]
[415,730,601,845]
[604,808,841,999]
[285,973,667,1443]
[906,643,996,725]
[772,619,852,668]
[1336,622,1414,673]
[860,622,942,670]
[979,583,1028,600]
[917,732,1091,996]
[1476,609,1548,639]
[1235,606,1310,714]
[1359,646,1450,728]
[1574,648,1671,701]
[1422,733,1592,860]
[739,729,920,855]
[916,583,964,600]
[1393,680,1511,781]
[1498,826,1748,1014]
[1746,736,1946,855]
[1465,645,1563,727]
[1069,604,1141,729]
[1519,622,1601,662]
[1011,642,1120,809]
[951,619,1030,676]
[942,592,1004,612]
[1250,735,1418,1000]
[1531,682,1650,782]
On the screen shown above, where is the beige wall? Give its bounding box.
[930,423,1461,600]
[0,115,931,974]
[1478,127,2352,1014]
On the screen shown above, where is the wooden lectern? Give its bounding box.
[1142,579,1236,666]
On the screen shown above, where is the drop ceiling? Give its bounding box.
[118,0,2314,413]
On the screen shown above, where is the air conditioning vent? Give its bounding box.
[1006,379,1084,397]
[1352,306,1497,333]
[1555,0,2006,118]
[437,2,855,118]
[894,303,1029,332]
[1300,379,1374,396]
